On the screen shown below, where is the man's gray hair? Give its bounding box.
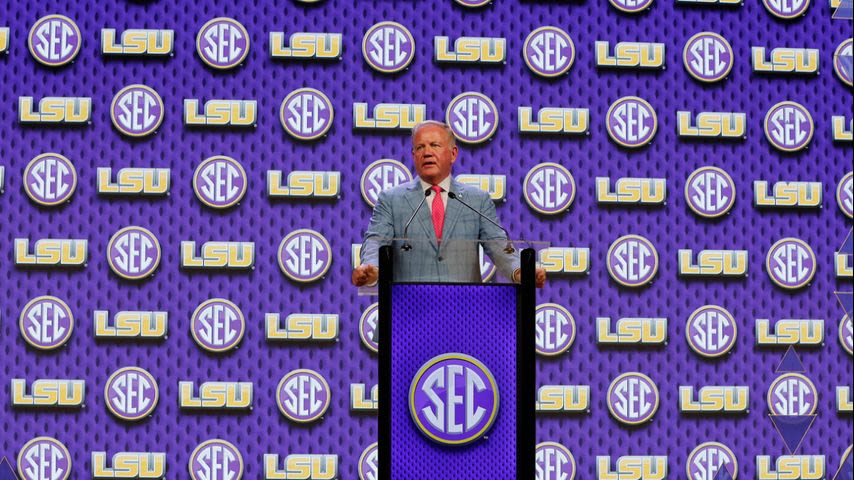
[411,120,456,148]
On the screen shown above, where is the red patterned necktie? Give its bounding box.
[431,185,444,241]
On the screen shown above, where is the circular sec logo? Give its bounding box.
[104,367,159,421]
[606,96,657,148]
[409,353,499,445]
[838,171,853,218]
[607,372,659,425]
[607,234,659,287]
[358,442,378,480]
[683,32,734,83]
[189,439,244,480]
[193,155,247,209]
[362,21,415,73]
[196,17,250,70]
[360,303,379,353]
[767,373,818,415]
[834,39,853,87]
[610,0,654,13]
[23,153,77,206]
[17,437,71,480]
[456,0,492,6]
[764,101,814,152]
[685,305,738,358]
[763,0,810,18]
[840,314,853,356]
[766,238,816,290]
[360,159,413,207]
[536,442,576,480]
[19,296,74,350]
[686,442,739,480]
[28,15,81,67]
[446,92,499,144]
[523,162,576,215]
[111,85,165,138]
[535,303,576,356]
[107,226,161,280]
[684,166,736,218]
[191,299,246,353]
[277,369,331,423]
[522,27,576,78]
[278,229,332,282]
[479,245,497,282]
[280,88,334,141]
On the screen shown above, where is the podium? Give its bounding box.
[375,241,538,479]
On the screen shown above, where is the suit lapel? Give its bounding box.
[404,182,439,252]
[439,180,466,254]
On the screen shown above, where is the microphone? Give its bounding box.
[401,187,433,251]
[447,191,515,254]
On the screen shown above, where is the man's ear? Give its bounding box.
[451,146,459,164]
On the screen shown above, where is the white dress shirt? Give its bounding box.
[418,175,452,214]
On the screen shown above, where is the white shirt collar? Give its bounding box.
[418,175,452,193]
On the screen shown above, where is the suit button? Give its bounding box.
[438,256,444,262]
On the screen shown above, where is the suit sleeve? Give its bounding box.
[360,189,395,267]
[478,192,521,281]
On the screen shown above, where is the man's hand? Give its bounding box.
[352,264,379,286]
[513,268,547,288]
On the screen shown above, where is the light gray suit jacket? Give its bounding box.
[360,178,520,283]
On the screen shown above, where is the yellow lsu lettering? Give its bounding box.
[679,385,750,413]
[756,319,824,346]
[179,381,253,410]
[15,238,87,266]
[456,174,507,201]
[535,385,590,412]
[596,317,668,345]
[19,96,92,124]
[538,248,590,274]
[350,383,378,412]
[837,252,853,278]
[678,249,748,277]
[595,41,665,69]
[518,106,589,134]
[752,47,820,74]
[266,313,339,341]
[597,456,668,480]
[830,0,841,7]
[839,386,853,413]
[91,451,167,479]
[754,181,823,208]
[756,455,825,479]
[833,116,854,142]
[596,177,667,205]
[353,103,426,130]
[434,36,506,63]
[351,244,363,269]
[270,32,342,59]
[184,99,257,127]
[264,454,338,480]
[180,241,255,269]
[98,167,170,195]
[267,171,341,198]
[11,379,85,407]
[93,310,168,339]
[677,111,747,138]
[101,28,174,56]
[0,27,8,53]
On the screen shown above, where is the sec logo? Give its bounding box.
[685,305,738,358]
[28,15,81,67]
[766,237,816,290]
[606,96,657,148]
[767,373,818,415]
[111,85,165,137]
[841,315,853,356]
[359,302,378,353]
[358,442,378,480]
[686,442,738,480]
[23,153,77,206]
[523,162,576,215]
[362,21,415,73]
[280,88,334,140]
[834,39,853,87]
[480,245,497,282]
[277,369,331,423]
[764,101,813,152]
[610,0,654,13]
[683,32,734,83]
[607,234,659,287]
[535,303,576,356]
[189,439,244,480]
[409,353,499,445]
[17,437,71,480]
[278,229,332,282]
[522,27,575,78]
[360,159,413,207]
[684,166,736,218]
[196,18,249,69]
[104,366,158,421]
[19,295,74,350]
[762,0,810,18]
[456,0,492,5]
[191,299,246,353]
[446,92,499,144]
[107,226,161,280]
[536,442,576,480]
[838,171,853,218]
[607,372,659,425]
[193,155,247,209]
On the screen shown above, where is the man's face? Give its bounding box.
[412,125,458,184]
